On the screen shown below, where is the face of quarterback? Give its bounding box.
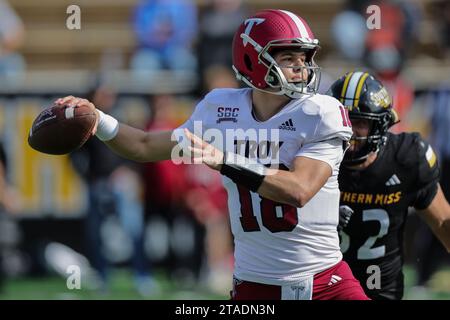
[273,49,309,84]
[348,118,372,153]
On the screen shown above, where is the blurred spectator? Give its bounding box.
[183,163,233,294]
[0,141,7,212]
[430,0,450,57]
[0,139,21,212]
[143,95,188,213]
[70,84,157,296]
[414,84,450,288]
[143,94,205,284]
[196,65,235,292]
[0,140,22,292]
[330,3,368,62]
[331,0,422,64]
[331,1,421,131]
[363,0,422,132]
[202,64,239,93]
[198,0,247,83]
[143,94,233,291]
[0,140,7,291]
[130,0,198,75]
[364,0,421,75]
[0,1,26,83]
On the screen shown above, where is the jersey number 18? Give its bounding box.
[237,185,298,233]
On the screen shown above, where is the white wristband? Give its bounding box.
[95,109,119,141]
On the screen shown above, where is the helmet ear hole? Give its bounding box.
[267,69,279,86]
[244,54,253,72]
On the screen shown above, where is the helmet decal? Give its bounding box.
[243,18,265,47]
[369,87,392,109]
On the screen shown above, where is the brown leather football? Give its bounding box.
[28,104,97,155]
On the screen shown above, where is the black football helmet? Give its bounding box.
[327,71,399,165]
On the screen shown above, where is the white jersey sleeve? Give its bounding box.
[303,95,353,143]
[297,138,344,170]
[296,95,352,168]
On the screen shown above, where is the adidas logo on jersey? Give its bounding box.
[279,119,296,131]
[328,275,342,286]
[385,174,401,186]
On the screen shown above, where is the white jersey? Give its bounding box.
[179,88,353,285]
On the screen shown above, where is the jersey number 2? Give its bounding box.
[340,209,389,260]
[237,185,298,233]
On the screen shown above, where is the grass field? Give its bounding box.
[0,265,449,300]
[0,269,228,300]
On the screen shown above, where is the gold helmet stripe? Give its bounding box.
[339,72,353,105]
[353,72,370,107]
[343,71,365,107]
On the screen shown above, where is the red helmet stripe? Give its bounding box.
[280,10,313,39]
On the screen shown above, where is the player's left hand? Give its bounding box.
[338,205,354,231]
[184,128,223,171]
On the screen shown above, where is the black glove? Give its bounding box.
[338,205,354,231]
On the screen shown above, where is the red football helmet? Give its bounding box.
[232,9,321,98]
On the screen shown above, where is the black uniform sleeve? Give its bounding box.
[409,134,440,209]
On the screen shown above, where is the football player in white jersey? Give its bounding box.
[55,9,368,300]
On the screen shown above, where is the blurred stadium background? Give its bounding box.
[0,0,449,300]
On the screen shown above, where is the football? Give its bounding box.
[28,104,97,155]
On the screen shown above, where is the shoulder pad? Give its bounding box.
[394,132,427,167]
[303,94,353,143]
[394,132,440,187]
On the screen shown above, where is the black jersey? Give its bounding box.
[338,132,440,300]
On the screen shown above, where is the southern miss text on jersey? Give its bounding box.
[338,132,440,299]
[179,88,352,285]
